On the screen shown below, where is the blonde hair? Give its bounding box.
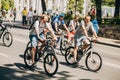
[41,14,48,19]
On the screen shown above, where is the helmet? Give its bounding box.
[59,13,65,17]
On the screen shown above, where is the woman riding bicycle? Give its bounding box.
[29,14,57,65]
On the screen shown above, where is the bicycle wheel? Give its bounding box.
[3,32,13,47]
[60,39,69,56]
[44,53,58,76]
[24,47,33,67]
[65,46,75,65]
[85,51,102,72]
[26,41,31,49]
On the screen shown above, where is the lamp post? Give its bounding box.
[75,0,77,16]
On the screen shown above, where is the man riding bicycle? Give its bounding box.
[29,14,57,66]
[51,13,69,33]
[73,15,98,63]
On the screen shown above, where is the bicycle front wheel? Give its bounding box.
[3,32,13,47]
[44,54,58,76]
[65,46,75,65]
[26,41,31,49]
[24,47,33,67]
[85,51,102,72]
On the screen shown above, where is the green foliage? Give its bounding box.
[91,0,115,7]
[1,0,14,11]
[103,0,115,6]
[67,0,84,13]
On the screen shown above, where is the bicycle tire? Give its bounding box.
[3,32,13,47]
[65,46,75,65]
[60,39,69,56]
[26,41,31,49]
[85,51,102,72]
[44,53,58,76]
[24,47,33,67]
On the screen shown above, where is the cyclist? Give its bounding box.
[67,15,80,42]
[51,13,69,33]
[51,13,70,48]
[29,14,57,65]
[0,10,13,29]
[73,15,98,63]
[0,10,13,24]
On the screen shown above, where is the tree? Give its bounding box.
[103,0,115,7]
[67,0,84,14]
[1,0,14,12]
[41,0,47,13]
[114,0,120,18]
[95,0,102,23]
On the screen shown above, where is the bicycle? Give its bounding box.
[24,39,58,76]
[0,24,13,47]
[65,39,102,72]
[59,30,74,56]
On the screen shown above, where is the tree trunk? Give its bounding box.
[95,0,102,24]
[114,0,120,18]
[41,0,47,14]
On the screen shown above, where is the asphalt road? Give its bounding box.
[0,27,120,80]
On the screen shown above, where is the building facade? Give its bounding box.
[14,0,67,15]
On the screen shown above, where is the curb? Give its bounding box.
[97,42,120,48]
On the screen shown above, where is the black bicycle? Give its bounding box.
[59,31,74,56]
[24,39,58,76]
[0,24,13,47]
[65,39,102,72]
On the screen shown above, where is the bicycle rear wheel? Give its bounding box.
[85,51,102,72]
[60,39,69,56]
[44,53,58,76]
[65,46,75,65]
[3,32,13,47]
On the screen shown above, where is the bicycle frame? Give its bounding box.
[0,24,8,39]
[78,40,95,58]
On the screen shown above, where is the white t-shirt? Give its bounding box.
[69,20,80,30]
[29,20,49,35]
[74,20,94,38]
[27,11,33,17]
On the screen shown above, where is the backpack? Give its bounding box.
[29,18,39,30]
[51,15,59,24]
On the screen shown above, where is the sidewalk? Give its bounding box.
[3,20,120,48]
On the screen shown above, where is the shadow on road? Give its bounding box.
[1,62,74,80]
[60,61,97,73]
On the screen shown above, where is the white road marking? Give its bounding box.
[104,61,120,69]
[0,52,9,57]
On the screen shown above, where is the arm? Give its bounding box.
[63,23,69,33]
[54,22,58,32]
[70,20,75,31]
[46,23,57,40]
